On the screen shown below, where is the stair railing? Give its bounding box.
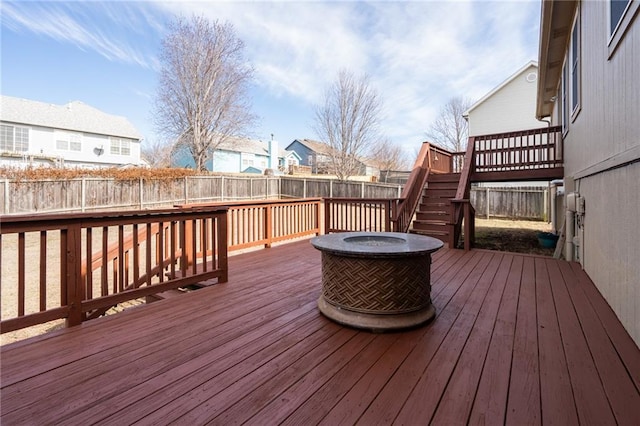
[392,142,433,232]
[451,137,476,249]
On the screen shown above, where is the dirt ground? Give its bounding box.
[472,218,555,256]
[2,219,555,345]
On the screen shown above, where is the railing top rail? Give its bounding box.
[0,206,229,233]
[428,144,457,156]
[323,197,402,202]
[473,125,562,140]
[174,198,322,209]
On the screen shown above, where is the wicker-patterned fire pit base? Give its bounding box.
[311,232,443,332]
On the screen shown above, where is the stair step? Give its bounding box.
[423,188,457,198]
[426,181,459,190]
[410,229,449,243]
[412,221,451,232]
[428,173,461,183]
[416,211,452,222]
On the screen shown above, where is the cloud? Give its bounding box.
[2,0,540,150]
[1,1,163,70]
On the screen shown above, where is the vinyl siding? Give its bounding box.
[553,1,640,345]
[468,64,546,136]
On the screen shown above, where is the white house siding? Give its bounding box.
[1,96,144,168]
[467,64,546,137]
[554,1,640,345]
[0,123,141,168]
[577,163,640,345]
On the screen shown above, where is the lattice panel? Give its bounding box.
[321,253,432,314]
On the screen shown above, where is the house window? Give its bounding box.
[561,60,569,135]
[608,0,639,56]
[110,137,131,155]
[570,9,581,119]
[0,124,29,152]
[610,0,631,36]
[55,131,82,152]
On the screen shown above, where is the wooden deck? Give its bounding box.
[2,240,640,424]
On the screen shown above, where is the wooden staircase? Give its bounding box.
[411,172,461,246]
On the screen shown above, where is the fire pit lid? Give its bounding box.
[311,232,443,258]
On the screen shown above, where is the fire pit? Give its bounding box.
[311,232,443,332]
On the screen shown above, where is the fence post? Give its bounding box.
[250,178,253,200]
[139,177,144,210]
[81,178,86,212]
[361,182,365,198]
[221,176,225,201]
[543,188,549,222]
[330,180,333,198]
[4,179,9,214]
[184,177,189,205]
[303,179,307,198]
[486,187,490,219]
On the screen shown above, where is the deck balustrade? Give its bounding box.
[1,199,321,334]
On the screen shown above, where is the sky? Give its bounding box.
[0,0,541,158]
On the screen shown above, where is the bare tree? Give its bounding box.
[314,70,383,181]
[426,96,472,153]
[140,139,173,168]
[154,16,255,171]
[368,138,408,181]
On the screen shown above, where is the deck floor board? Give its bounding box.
[2,239,639,425]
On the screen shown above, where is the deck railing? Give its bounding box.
[322,143,460,234]
[177,199,322,251]
[392,142,434,232]
[0,207,229,333]
[1,199,322,335]
[451,137,477,250]
[472,126,563,174]
[323,198,399,233]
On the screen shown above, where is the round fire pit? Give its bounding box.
[311,232,443,332]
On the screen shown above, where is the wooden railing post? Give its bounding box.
[265,204,273,248]
[324,199,331,234]
[218,212,229,283]
[64,225,84,327]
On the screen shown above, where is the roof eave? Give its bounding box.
[536,0,578,119]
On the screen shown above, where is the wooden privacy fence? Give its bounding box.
[0,207,229,333]
[470,186,550,220]
[0,175,401,215]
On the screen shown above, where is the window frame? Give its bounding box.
[570,8,581,121]
[560,58,569,136]
[0,124,30,152]
[110,137,131,156]
[608,0,639,57]
[55,131,82,152]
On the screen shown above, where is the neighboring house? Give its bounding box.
[464,62,549,188]
[285,139,334,174]
[175,136,300,174]
[0,95,144,168]
[464,61,545,136]
[536,0,640,345]
[285,138,370,177]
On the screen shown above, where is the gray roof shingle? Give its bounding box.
[0,95,142,140]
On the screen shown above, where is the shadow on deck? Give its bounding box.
[2,240,639,424]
